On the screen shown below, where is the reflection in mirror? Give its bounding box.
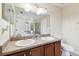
[2,3,15,24]
[2,3,50,39]
[31,20,41,34]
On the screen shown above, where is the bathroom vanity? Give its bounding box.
[6,41,61,56]
[2,38,61,56]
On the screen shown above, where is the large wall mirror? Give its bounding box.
[2,3,50,38]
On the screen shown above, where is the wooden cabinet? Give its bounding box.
[54,41,61,56]
[30,46,44,56]
[5,41,61,56]
[6,47,44,56]
[7,50,29,56]
[44,44,54,56]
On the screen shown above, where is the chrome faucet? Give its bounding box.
[32,31,36,39]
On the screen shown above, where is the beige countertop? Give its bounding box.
[2,38,61,55]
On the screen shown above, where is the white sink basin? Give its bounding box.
[41,37,55,41]
[15,39,35,46]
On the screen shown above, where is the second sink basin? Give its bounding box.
[15,39,35,47]
[41,37,55,41]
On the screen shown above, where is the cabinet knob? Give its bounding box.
[30,51,32,55]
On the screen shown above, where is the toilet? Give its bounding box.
[61,42,74,56]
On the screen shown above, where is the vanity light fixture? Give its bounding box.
[24,4,32,12]
[37,8,44,15]
[20,3,37,12]
[36,8,47,15]
[14,3,47,15]
[14,3,32,12]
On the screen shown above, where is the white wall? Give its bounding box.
[0,3,2,18]
[62,4,79,54]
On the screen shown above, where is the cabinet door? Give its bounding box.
[6,50,29,56]
[54,41,61,56]
[44,44,54,56]
[30,46,44,56]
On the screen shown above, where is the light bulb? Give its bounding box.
[36,8,47,15]
[24,4,32,12]
[24,8,30,12]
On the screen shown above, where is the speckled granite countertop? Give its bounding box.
[2,38,61,55]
